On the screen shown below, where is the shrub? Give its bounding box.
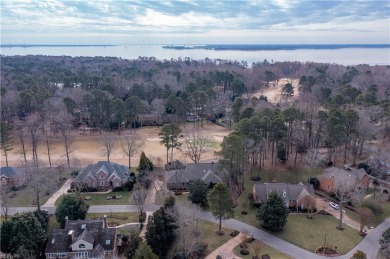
[230,230,240,237]
[362,201,383,215]
[165,160,186,171]
[70,170,79,177]
[309,177,320,189]
[112,186,124,192]
[139,177,151,189]
[122,181,134,191]
[81,187,98,192]
[139,212,146,223]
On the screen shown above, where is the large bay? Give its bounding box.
[1,44,389,66]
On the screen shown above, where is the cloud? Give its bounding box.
[1,0,389,44]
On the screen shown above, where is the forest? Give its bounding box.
[1,55,390,176]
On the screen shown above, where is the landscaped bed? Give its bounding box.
[232,240,292,259]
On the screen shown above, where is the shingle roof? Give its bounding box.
[253,183,314,203]
[0,167,24,178]
[73,229,95,246]
[46,218,116,255]
[320,167,367,182]
[75,161,129,182]
[165,163,227,184]
[90,243,105,258]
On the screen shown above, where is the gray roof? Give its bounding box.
[253,183,314,204]
[73,229,95,246]
[0,167,24,178]
[75,161,129,182]
[165,163,227,185]
[320,167,367,182]
[90,243,105,258]
[46,218,116,254]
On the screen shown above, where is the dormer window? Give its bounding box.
[283,191,287,198]
[79,244,85,249]
[81,224,86,229]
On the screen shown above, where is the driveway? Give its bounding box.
[315,197,365,233]
[42,179,72,207]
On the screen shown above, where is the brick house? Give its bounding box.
[318,167,369,193]
[252,183,315,210]
[45,217,118,259]
[165,163,228,190]
[74,161,129,189]
[0,167,27,189]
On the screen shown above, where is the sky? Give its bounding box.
[1,0,389,45]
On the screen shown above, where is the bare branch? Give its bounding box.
[101,135,117,162]
[121,133,144,168]
[183,129,210,163]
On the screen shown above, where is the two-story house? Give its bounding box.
[45,217,117,259]
[0,167,27,190]
[74,161,129,189]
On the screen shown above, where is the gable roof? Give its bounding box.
[165,163,227,185]
[253,183,314,204]
[73,229,95,246]
[320,167,367,182]
[75,161,129,182]
[0,167,24,178]
[46,218,116,254]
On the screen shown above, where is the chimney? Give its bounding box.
[68,230,74,246]
[65,216,69,221]
[103,215,107,228]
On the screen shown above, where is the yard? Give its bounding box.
[55,191,132,206]
[7,168,71,207]
[270,214,363,255]
[166,220,233,258]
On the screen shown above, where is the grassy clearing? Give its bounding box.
[269,214,362,255]
[55,191,132,206]
[232,241,292,259]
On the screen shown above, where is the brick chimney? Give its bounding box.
[103,215,107,228]
[68,230,74,248]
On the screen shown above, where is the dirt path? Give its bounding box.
[2,123,230,168]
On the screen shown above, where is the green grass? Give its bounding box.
[47,216,61,234]
[233,240,292,259]
[269,214,363,255]
[86,212,139,225]
[345,197,390,227]
[55,191,132,206]
[167,219,233,258]
[8,168,70,207]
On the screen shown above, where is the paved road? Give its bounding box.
[5,205,389,259]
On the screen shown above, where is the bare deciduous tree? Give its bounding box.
[44,126,54,167]
[30,168,57,211]
[53,112,77,168]
[334,173,357,230]
[131,187,148,215]
[1,185,12,220]
[183,129,210,163]
[120,133,144,168]
[14,121,28,164]
[356,207,374,234]
[102,135,117,162]
[26,113,42,167]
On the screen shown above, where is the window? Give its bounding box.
[81,224,86,229]
[106,239,111,245]
[79,244,85,249]
[101,181,105,186]
[101,175,104,180]
[282,191,287,198]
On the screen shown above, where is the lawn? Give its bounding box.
[86,212,139,225]
[55,191,132,206]
[270,214,363,255]
[345,197,390,227]
[167,219,233,258]
[233,240,292,259]
[7,168,71,207]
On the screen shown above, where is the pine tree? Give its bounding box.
[256,191,288,231]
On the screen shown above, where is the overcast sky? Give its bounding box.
[1,0,389,45]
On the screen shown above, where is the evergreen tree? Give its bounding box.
[138,151,153,171]
[133,242,159,259]
[0,212,46,256]
[188,179,209,207]
[145,207,176,257]
[379,227,390,258]
[277,143,287,162]
[207,182,234,234]
[159,123,182,164]
[257,191,288,231]
[55,194,89,228]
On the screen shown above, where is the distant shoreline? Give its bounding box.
[0,44,117,48]
[162,44,390,51]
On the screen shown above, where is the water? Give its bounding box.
[1,44,389,66]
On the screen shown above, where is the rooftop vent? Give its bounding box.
[81,224,86,229]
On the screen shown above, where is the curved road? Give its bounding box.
[5,204,389,259]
